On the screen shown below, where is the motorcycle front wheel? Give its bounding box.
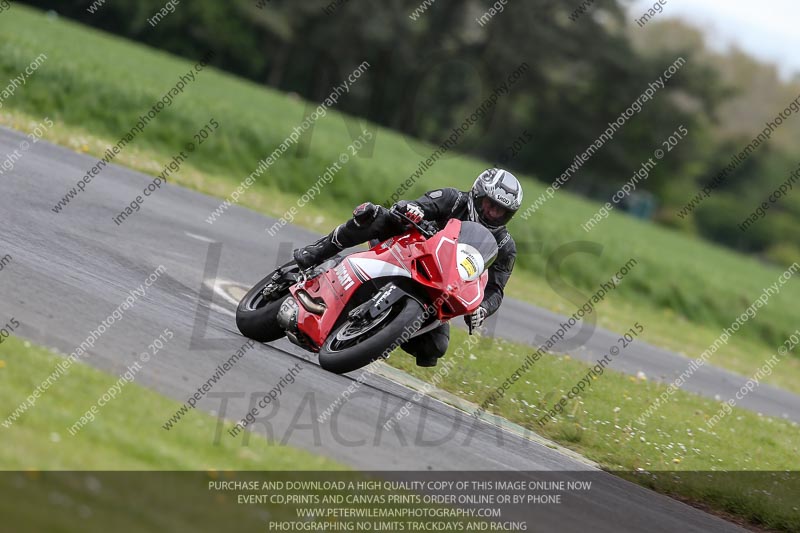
[236,273,291,342]
[318,297,424,374]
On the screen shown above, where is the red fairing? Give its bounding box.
[290,219,489,350]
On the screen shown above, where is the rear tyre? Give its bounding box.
[319,298,424,374]
[236,274,290,342]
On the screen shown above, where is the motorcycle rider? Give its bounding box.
[292,168,522,367]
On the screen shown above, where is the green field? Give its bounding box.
[0,335,342,471]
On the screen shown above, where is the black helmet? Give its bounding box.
[469,168,523,229]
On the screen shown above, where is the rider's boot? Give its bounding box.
[292,230,343,270]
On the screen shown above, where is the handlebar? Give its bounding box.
[388,206,438,238]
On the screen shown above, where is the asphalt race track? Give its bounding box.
[0,126,769,531]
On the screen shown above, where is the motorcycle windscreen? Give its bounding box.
[455,221,499,281]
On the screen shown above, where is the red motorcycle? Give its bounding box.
[236,211,498,374]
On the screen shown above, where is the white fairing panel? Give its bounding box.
[456,243,486,281]
[347,257,411,280]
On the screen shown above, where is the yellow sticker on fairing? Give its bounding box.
[460,257,477,277]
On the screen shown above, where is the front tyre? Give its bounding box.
[236,274,290,342]
[319,298,424,374]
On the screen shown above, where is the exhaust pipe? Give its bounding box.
[296,290,326,315]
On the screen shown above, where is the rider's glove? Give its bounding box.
[465,305,488,330]
[353,202,378,227]
[395,201,424,224]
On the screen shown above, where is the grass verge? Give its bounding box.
[388,328,800,531]
[0,334,342,471]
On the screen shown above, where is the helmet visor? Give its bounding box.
[478,196,514,227]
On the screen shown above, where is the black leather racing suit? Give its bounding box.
[331,188,516,359]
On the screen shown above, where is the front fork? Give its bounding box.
[262,259,306,301]
[347,282,432,332]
